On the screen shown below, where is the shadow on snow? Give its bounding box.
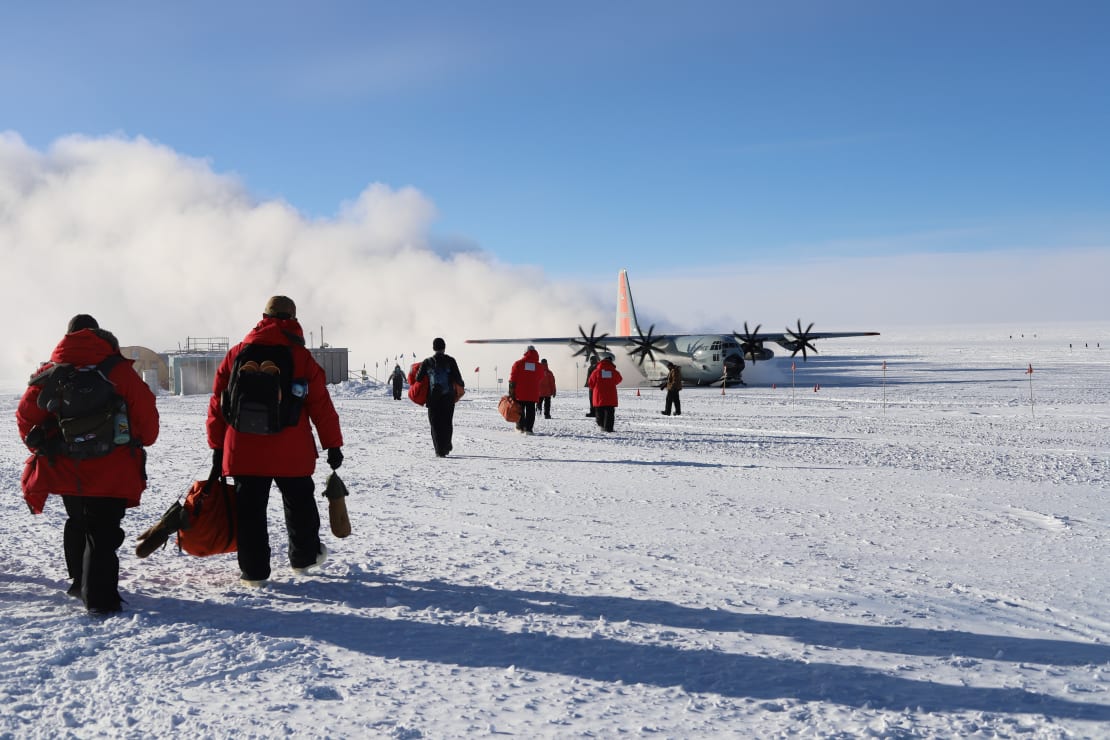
[109,573,1110,722]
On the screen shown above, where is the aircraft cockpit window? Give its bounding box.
[710,341,721,350]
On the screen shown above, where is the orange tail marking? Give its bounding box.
[617,270,631,336]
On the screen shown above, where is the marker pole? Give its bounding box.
[882,360,887,413]
[791,361,796,406]
[1026,364,1035,419]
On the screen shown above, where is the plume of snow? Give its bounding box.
[0,132,600,384]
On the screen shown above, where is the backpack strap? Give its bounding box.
[28,362,60,387]
[96,354,125,382]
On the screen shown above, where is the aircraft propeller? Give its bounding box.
[785,319,819,361]
[627,324,668,366]
[570,323,610,360]
[733,321,765,364]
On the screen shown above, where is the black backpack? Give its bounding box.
[221,344,305,435]
[427,359,452,398]
[30,356,127,460]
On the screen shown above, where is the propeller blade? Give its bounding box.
[627,323,666,366]
[732,321,764,364]
[785,319,818,361]
[570,323,610,359]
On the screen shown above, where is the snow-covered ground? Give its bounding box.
[2,323,1108,738]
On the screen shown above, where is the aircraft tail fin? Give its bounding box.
[616,269,641,337]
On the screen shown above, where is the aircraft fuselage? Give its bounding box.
[634,334,750,387]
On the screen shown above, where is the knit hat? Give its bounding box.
[432,337,446,352]
[264,295,297,319]
[67,314,99,333]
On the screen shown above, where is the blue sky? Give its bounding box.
[3,0,1109,282]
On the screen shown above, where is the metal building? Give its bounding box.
[163,338,348,393]
[168,353,224,395]
[310,347,350,384]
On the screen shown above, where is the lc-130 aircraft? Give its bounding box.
[466,270,879,387]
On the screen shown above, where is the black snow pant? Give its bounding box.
[427,397,456,456]
[595,406,615,432]
[392,380,403,400]
[516,401,536,432]
[538,396,551,418]
[62,495,127,612]
[235,475,320,581]
[663,390,681,415]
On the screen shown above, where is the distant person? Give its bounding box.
[207,296,344,587]
[389,364,405,400]
[537,359,557,419]
[584,354,600,417]
[16,314,160,614]
[415,337,465,457]
[660,364,683,416]
[587,352,623,432]
[509,345,542,434]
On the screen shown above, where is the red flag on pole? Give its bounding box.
[1026,364,1033,374]
[474,367,480,372]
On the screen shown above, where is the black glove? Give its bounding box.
[327,447,343,470]
[211,448,223,477]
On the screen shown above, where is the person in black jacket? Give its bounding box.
[389,364,405,400]
[415,337,465,457]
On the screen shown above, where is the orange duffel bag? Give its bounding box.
[178,475,238,556]
[407,362,428,406]
[136,473,237,558]
[498,395,521,423]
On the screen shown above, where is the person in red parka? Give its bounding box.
[16,314,160,614]
[508,345,542,434]
[537,358,557,420]
[206,296,344,586]
[587,352,623,432]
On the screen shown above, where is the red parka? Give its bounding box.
[508,347,543,402]
[587,358,622,407]
[17,329,160,514]
[206,317,343,477]
[539,366,556,398]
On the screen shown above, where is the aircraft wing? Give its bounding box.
[465,331,880,347]
[467,322,879,364]
[734,323,880,362]
[748,331,881,342]
[465,335,647,359]
[464,336,642,346]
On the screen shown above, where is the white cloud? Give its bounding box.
[0,133,599,385]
